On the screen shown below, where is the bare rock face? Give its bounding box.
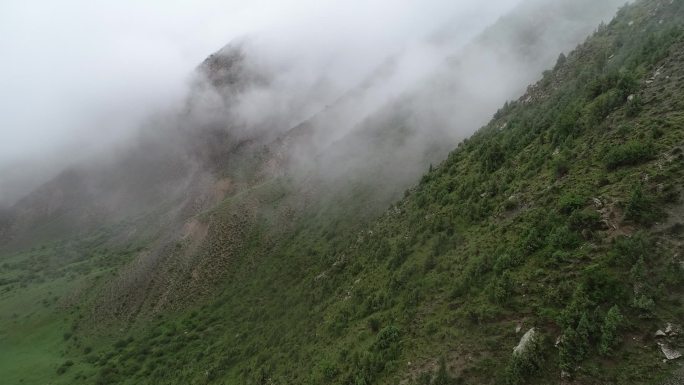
[513,327,537,356]
[654,322,683,363]
[655,323,682,338]
[658,342,682,360]
[665,323,682,336]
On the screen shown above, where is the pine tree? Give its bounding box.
[576,312,592,360]
[599,305,623,356]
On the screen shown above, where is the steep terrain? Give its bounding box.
[1,0,683,384]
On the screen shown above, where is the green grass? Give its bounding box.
[0,230,145,385]
[0,277,71,384]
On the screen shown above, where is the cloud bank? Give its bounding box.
[0,0,626,205]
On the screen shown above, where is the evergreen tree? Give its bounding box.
[599,306,623,356]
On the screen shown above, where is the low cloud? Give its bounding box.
[0,0,625,205]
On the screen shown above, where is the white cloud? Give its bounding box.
[0,0,522,164]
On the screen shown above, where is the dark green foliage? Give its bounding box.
[587,71,637,100]
[504,333,545,385]
[599,306,623,356]
[489,271,513,305]
[552,103,582,145]
[374,325,401,354]
[548,226,581,250]
[558,193,586,214]
[320,360,339,381]
[559,312,593,371]
[609,232,652,269]
[568,208,601,231]
[604,141,654,170]
[624,185,662,225]
[493,253,521,274]
[632,293,656,314]
[551,153,570,178]
[389,242,410,269]
[424,253,437,272]
[480,141,506,172]
[576,313,592,359]
[56,360,74,375]
[368,317,381,333]
[345,326,404,385]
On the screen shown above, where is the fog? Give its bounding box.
[0,0,627,207]
[0,0,524,205]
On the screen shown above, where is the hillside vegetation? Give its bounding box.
[1,0,684,384]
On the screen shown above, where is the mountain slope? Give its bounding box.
[62,0,684,384]
[2,0,683,384]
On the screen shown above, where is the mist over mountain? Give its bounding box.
[0,0,519,205]
[2,0,684,384]
[0,0,623,223]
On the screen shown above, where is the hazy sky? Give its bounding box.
[0,0,524,204]
[0,0,522,162]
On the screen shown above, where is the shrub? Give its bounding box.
[558,193,586,214]
[624,185,661,225]
[374,239,391,261]
[632,294,655,314]
[424,253,437,272]
[609,232,651,266]
[431,233,450,257]
[504,196,520,211]
[494,253,521,274]
[490,272,514,304]
[551,154,570,178]
[604,141,654,170]
[548,226,581,250]
[56,360,74,375]
[585,90,623,124]
[375,326,400,351]
[568,208,601,231]
[481,141,506,172]
[520,227,545,253]
[368,317,381,333]
[553,104,582,145]
[320,360,338,380]
[389,242,410,270]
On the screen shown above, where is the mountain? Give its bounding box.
[1,0,683,384]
